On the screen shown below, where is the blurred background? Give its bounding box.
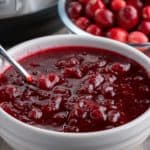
[0,0,66,47]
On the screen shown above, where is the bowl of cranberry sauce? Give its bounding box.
[1,38,150,133]
[58,0,150,49]
[0,35,150,150]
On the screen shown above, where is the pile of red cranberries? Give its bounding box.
[67,0,150,44]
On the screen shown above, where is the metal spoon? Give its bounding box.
[0,45,32,82]
[129,43,150,57]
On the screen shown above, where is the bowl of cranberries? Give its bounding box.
[0,35,150,150]
[58,0,150,50]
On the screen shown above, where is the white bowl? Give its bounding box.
[0,35,150,150]
[58,0,150,51]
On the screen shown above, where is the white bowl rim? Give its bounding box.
[0,34,150,138]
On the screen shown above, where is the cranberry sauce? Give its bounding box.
[0,46,150,132]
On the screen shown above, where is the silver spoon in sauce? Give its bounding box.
[0,45,32,82]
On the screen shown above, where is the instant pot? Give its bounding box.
[0,0,63,46]
[0,0,56,22]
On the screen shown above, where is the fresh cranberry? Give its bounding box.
[79,0,90,5]
[95,9,114,28]
[111,0,126,11]
[75,17,90,30]
[138,21,150,35]
[127,0,143,10]
[86,24,102,35]
[143,6,150,21]
[118,5,139,30]
[86,0,105,18]
[106,27,128,42]
[128,31,149,44]
[67,2,83,19]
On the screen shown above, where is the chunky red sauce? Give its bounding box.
[0,46,150,132]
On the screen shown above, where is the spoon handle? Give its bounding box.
[129,43,150,47]
[0,45,32,82]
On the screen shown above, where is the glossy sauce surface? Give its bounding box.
[0,46,150,132]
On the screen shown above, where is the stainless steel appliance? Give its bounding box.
[0,0,56,20]
[0,0,63,47]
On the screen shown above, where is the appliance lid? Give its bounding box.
[0,0,56,19]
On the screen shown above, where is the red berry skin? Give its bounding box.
[75,17,90,30]
[86,24,102,36]
[111,0,126,12]
[79,0,90,5]
[107,27,128,42]
[128,31,149,44]
[143,6,150,21]
[67,2,83,19]
[95,9,114,28]
[86,0,105,18]
[138,21,150,35]
[127,0,143,10]
[118,5,139,30]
